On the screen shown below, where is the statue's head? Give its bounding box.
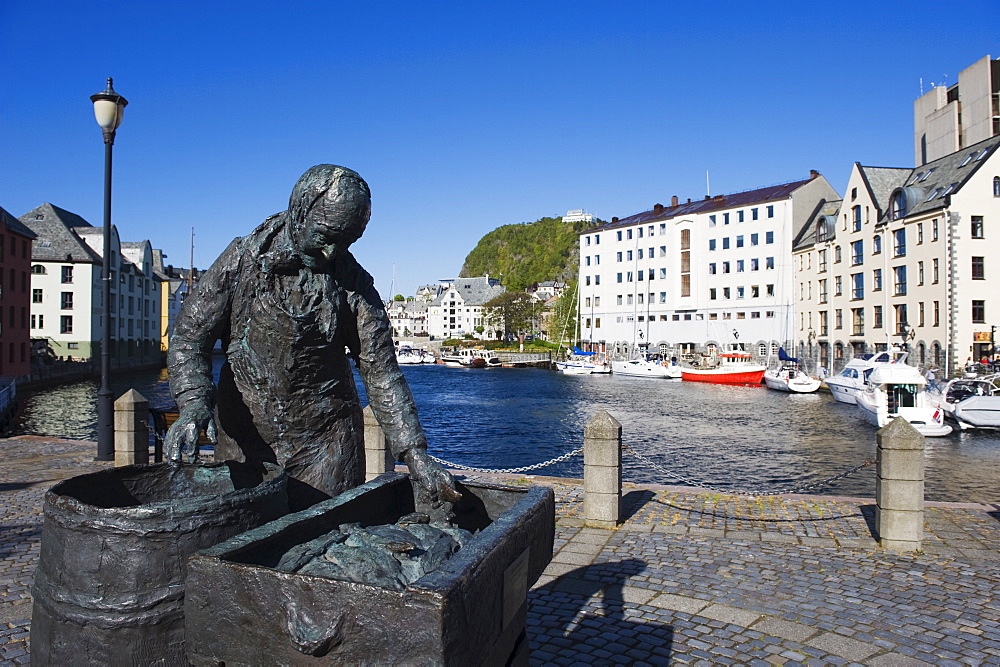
[288,165,371,261]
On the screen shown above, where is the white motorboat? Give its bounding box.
[824,348,909,405]
[441,348,501,368]
[763,365,822,393]
[855,365,952,437]
[933,374,1000,430]
[396,346,434,365]
[612,355,682,379]
[555,347,611,374]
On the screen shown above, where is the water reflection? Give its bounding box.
[9,363,1000,503]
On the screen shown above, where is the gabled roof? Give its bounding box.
[583,176,818,233]
[856,165,909,215]
[430,276,506,307]
[880,135,1000,224]
[0,205,37,239]
[19,203,102,263]
[793,199,842,252]
[120,241,152,275]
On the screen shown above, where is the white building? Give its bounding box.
[387,299,429,338]
[426,276,505,339]
[578,173,839,360]
[562,209,594,224]
[795,136,1000,375]
[21,203,163,367]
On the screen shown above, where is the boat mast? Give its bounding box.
[188,227,194,293]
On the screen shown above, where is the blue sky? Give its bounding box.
[2,1,997,298]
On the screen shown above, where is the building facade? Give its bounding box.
[21,204,163,368]
[426,276,506,339]
[795,136,1000,375]
[578,173,838,360]
[0,206,36,379]
[915,55,1000,166]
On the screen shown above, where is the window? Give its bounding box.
[932,218,939,241]
[61,266,73,283]
[738,211,744,223]
[585,256,590,266]
[723,213,730,225]
[723,287,730,299]
[894,304,908,334]
[709,263,716,275]
[594,275,600,285]
[819,279,828,303]
[617,273,623,283]
[972,256,985,280]
[616,252,622,262]
[917,261,924,285]
[659,268,667,279]
[709,239,716,251]
[818,249,827,272]
[627,229,632,240]
[60,292,73,309]
[765,257,774,270]
[627,272,633,282]
[766,205,774,218]
[835,276,842,296]
[736,235,744,248]
[710,288,717,300]
[722,261,730,274]
[852,206,861,231]
[722,237,730,249]
[873,235,881,254]
[852,308,864,336]
[750,258,759,271]
[851,273,864,300]
[890,191,906,220]
[585,236,591,246]
[873,305,883,329]
[752,208,758,220]
[585,276,591,286]
[736,260,744,272]
[709,214,717,226]
[617,231,622,242]
[933,258,939,283]
[835,309,843,329]
[737,287,745,299]
[851,240,864,265]
[873,268,882,291]
[765,231,774,244]
[32,288,42,304]
[766,284,775,297]
[750,233,759,246]
[834,245,842,263]
[60,315,73,334]
[893,229,906,257]
[894,266,907,295]
[616,295,623,305]
[971,216,984,238]
[660,292,666,303]
[31,264,46,274]
[972,300,985,323]
[627,250,633,261]
[934,301,940,327]
[995,176,1000,197]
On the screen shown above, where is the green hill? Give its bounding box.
[459,215,600,290]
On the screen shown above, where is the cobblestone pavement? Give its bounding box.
[3,442,1000,665]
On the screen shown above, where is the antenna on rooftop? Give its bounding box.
[919,77,923,96]
[706,170,711,197]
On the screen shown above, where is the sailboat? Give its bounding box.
[554,282,609,374]
[763,347,821,393]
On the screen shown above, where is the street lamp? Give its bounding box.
[898,322,916,350]
[91,78,128,461]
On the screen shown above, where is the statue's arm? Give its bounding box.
[164,239,240,460]
[346,258,460,504]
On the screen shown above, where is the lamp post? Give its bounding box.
[91,78,128,461]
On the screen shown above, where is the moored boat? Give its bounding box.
[855,365,952,437]
[441,348,501,368]
[824,348,908,405]
[933,374,1000,430]
[681,346,765,385]
[555,347,611,375]
[612,354,682,379]
[763,365,822,393]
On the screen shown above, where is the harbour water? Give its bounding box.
[9,362,1000,503]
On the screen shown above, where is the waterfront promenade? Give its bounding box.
[2,436,999,665]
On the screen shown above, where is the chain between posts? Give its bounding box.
[622,444,876,497]
[428,448,583,474]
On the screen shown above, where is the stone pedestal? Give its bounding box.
[584,410,622,529]
[363,405,395,481]
[875,417,925,552]
[114,389,149,467]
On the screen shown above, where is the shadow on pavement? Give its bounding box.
[622,489,655,522]
[528,558,673,663]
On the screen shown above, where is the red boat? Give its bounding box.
[681,348,766,385]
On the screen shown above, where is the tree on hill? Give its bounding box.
[459,215,601,290]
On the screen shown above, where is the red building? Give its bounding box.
[0,205,36,379]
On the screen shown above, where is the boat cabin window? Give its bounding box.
[887,384,918,413]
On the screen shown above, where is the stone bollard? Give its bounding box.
[583,410,622,529]
[875,417,925,552]
[363,405,395,481]
[114,389,149,467]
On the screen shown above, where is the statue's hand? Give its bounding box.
[164,403,217,463]
[403,448,462,513]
